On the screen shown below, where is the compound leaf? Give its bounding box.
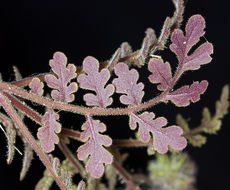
[77,56,114,107]
[45,52,78,103]
[130,112,187,154]
[113,62,144,105]
[77,115,113,178]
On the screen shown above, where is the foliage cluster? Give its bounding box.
[0,0,229,189]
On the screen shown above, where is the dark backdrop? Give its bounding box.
[0,0,229,189]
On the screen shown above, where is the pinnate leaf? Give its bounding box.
[163,80,208,107]
[148,58,172,91]
[37,109,62,153]
[77,56,114,107]
[77,115,113,178]
[45,52,78,103]
[170,15,213,72]
[130,112,187,154]
[113,62,144,105]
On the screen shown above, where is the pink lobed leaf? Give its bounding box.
[45,52,78,103]
[163,80,208,107]
[148,58,172,91]
[77,116,113,178]
[37,109,61,153]
[77,56,114,107]
[112,62,144,105]
[29,77,44,96]
[170,15,213,72]
[130,112,187,154]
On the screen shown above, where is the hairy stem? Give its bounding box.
[0,81,171,116]
[0,92,67,190]
[60,128,81,140]
[4,92,42,123]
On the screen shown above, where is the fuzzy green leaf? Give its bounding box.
[215,85,229,118]
[188,134,207,147]
[35,169,54,190]
[202,85,229,134]
[176,114,190,132]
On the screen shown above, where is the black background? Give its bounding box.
[0,0,229,189]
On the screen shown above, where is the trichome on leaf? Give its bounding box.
[0,0,228,190]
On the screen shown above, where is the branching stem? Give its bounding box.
[0,92,67,190]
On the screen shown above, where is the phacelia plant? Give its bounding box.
[0,0,229,189]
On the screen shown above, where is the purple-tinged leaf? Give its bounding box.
[45,52,78,103]
[29,78,44,96]
[37,109,62,153]
[171,0,184,30]
[130,112,187,154]
[77,56,114,107]
[157,17,170,50]
[107,48,121,70]
[170,15,213,72]
[163,80,208,107]
[135,28,156,66]
[120,42,133,58]
[112,62,144,105]
[77,115,113,178]
[148,58,172,91]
